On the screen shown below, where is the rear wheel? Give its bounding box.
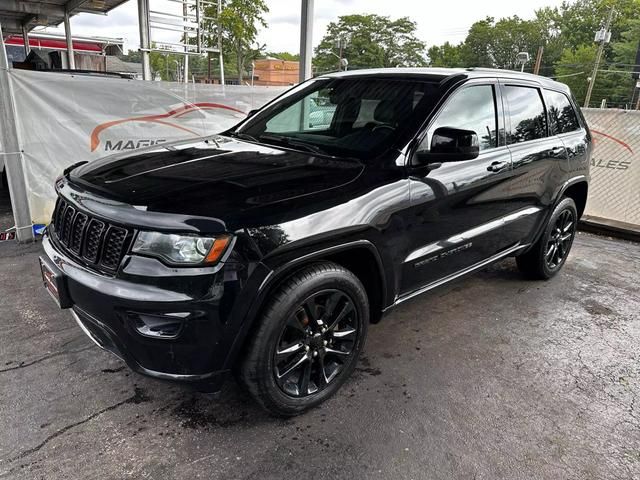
[516,197,577,279]
[238,262,369,416]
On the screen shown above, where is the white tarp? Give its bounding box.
[582,108,640,229]
[6,71,640,232]
[9,69,286,223]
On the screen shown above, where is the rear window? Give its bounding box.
[504,86,548,144]
[544,90,581,134]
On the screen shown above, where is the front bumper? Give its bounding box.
[41,234,261,392]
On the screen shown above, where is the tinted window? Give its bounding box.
[504,86,547,144]
[545,90,581,134]
[239,78,440,159]
[426,85,498,151]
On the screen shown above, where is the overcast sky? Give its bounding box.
[38,0,568,54]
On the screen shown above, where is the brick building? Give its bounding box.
[253,58,299,86]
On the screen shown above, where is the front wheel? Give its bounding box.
[237,262,369,416]
[516,197,578,279]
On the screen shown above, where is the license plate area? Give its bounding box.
[39,257,72,309]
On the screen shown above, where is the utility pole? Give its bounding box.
[584,7,615,108]
[533,46,544,75]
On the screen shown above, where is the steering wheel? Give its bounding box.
[372,124,395,133]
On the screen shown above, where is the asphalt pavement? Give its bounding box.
[0,232,638,479]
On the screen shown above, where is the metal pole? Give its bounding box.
[217,0,225,85]
[138,0,152,80]
[0,24,34,242]
[183,1,189,84]
[299,0,314,82]
[63,10,76,70]
[584,7,615,108]
[21,25,30,57]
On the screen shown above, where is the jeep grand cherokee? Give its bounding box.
[40,68,591,416]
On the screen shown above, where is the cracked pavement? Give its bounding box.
[0,232,638,479]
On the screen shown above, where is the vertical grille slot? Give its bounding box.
[61,206,76,246]
[83,219,105,263]
[101,227,127,270]
[70,213,88,254]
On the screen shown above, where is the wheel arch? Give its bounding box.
[561,180,588,219]
[223,240,388,371]
[261,240,388,323]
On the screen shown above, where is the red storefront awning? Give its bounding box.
[5,36,103,53]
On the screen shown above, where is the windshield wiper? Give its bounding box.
[259,134,328,156]
[230,131,259,142]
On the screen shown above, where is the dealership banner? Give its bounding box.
[5,71,640,232]
[582,108,640,229]
[9,69,286,223]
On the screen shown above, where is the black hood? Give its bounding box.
[70,136,364,230]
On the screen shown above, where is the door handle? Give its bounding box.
[487,160,509,172]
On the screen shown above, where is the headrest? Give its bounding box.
[374,100,397,124]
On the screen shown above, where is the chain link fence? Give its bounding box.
[582,108,640,230]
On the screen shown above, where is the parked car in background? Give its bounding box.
[40,68,590,416]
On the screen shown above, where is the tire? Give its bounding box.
[516,197,578,280]
[237,262,369,417]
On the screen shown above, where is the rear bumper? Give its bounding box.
[41,234,264,392]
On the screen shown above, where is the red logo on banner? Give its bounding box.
[89,103,246,152]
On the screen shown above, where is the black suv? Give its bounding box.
[40,68,590,416]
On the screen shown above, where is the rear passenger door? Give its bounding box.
[544,89,591,183]
[499,81,569,247]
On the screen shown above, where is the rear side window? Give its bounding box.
[544,90,581,134]
[504,86,547,144]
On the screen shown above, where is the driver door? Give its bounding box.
[400,80,516,295]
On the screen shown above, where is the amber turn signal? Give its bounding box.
[205,235,232,264]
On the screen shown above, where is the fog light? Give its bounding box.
[128,312,189,339]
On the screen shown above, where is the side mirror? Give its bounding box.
[415,127,480,164]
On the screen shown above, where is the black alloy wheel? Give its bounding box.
[545,209,575,269]
[273,290,359,397]
[238,262,369,416]
[516,196,578,279]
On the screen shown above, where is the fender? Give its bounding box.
[522,174,589,253]
[221,239,388,370]
[554,175,589,210]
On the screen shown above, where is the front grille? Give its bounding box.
[51,198,132,272]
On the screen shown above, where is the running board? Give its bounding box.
[390,243,528,308]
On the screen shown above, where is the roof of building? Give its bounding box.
[105,56,143,75]
[4,32,123,53]
[0,0,129,35]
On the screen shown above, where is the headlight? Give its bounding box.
[132,232,231,265]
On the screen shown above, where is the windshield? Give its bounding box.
[233,77,440,159]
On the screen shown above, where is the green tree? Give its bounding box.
[460,16,545,69]
[267,52,300,61]
[119,48,184,81]
[554,45,596,105]
[313,15,427,73]
[201,0,268,81]
[427,42,465,67]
